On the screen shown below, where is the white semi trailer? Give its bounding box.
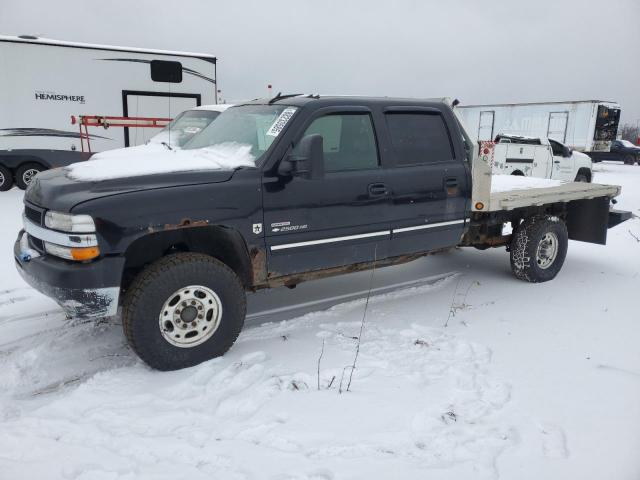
[457,100,621,154]
[0,35,218,190]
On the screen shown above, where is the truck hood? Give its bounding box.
[25,167,238,212]
[26,143,257,211]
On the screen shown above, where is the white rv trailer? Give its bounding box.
[0,35,217,190]
[456,100,621,154]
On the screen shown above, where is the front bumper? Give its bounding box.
[14,231,125,318]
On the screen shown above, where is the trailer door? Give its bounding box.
[478,111,495,141]
[123,91,201,147]
[547,112,568,143]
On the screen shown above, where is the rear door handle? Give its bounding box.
[368,183,388,197]
[444,177,458,187]
[444,177,459,196]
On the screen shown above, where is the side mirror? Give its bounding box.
[278,134,325,179]
[563,146,572,157]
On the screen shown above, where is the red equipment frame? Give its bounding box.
[71,115,172,153]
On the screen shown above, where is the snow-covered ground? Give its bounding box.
[1,163,639,480]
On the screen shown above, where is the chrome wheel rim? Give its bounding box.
[536,232,559,269]
[22,168,40,184]
[0,171,5,186]
[158,285,222,348]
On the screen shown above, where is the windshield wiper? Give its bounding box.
[268,92,303,104]
[161,142,173,151]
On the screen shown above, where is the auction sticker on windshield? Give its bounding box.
[266,107,297,137]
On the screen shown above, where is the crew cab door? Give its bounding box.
[380,108,469,256]
[262,108,390,276]
[549,139,575,181]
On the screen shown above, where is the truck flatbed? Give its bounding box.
[469,141,620,213]
[488,181,620,211]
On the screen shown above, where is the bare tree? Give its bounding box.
[620,123,639,144]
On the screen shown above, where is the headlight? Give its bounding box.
[44,242,100,261]
[45,211,95,233]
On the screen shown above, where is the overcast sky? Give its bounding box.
[2,0,639,123]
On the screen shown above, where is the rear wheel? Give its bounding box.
[122,253,246,371]
[510,216,568,283]
[15,163,45,189]
[0,165,13,191]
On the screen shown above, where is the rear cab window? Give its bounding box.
[384,112,454,166]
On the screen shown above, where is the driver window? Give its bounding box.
[549,140,564,156]
[297,113,379,172]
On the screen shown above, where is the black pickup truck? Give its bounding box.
[14,96,631,370]
[590,139,640,165]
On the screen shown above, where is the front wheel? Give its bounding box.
[624,155,635,165]
[510,216,568,283]
[574,173,589,182]
[122,253,246,371]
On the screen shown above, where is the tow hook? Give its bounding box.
[19,233,40,262]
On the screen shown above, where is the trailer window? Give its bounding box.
[385,113,454,165]
[150,60,183,83]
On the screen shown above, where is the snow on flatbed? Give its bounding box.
[0,163,639,479]
[490,174,565,193]
[488,175,620,211]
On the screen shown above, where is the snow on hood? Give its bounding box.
[65,142,256,182]
[491,174,565,193]
[88,143,169,160]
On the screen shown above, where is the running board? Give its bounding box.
[246,271,457,323]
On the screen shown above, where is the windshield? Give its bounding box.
[150,109,221,148]
[620,139,637,148]
[183,104,298,163]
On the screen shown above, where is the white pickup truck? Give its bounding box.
[491,134,593,183]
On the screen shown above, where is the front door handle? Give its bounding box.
[368,183,388,197]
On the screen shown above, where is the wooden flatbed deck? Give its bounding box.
[487,182,621,211]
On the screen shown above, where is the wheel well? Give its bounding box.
[0,155,48,173]
[576,167,592,182]
[122,226,254,291]
[511,170,525,176]
[16,161,47,175]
